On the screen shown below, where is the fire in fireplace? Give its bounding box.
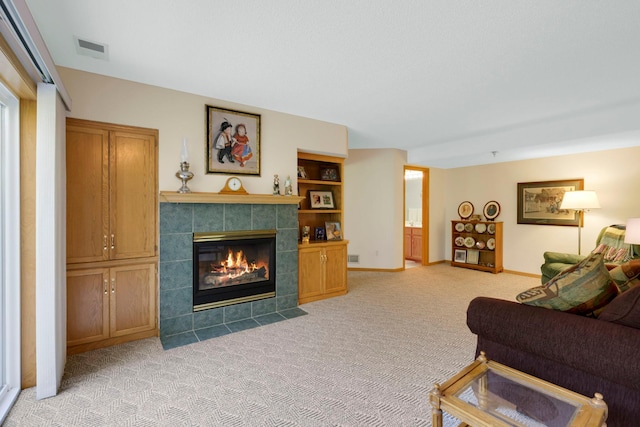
[193,229,276,311]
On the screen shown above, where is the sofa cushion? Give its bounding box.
[517,252,618,315]
[598,284,640,328]
[608,259,640,293]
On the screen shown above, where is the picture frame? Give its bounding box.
[483,201,501,221]
[325,221,342,240]
[517,179,583,226]
[458,201,474,219]
[309,190,335,209]
[454,249,467,263]
[314,226,326,241]
[466,249,479,265]
[206,105,261,175]
[320,166,340,182]
[297,166,308,179]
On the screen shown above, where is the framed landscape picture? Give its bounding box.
[206,105,261,175]
[517,179,583,226]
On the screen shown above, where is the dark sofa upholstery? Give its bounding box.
[467,297,640,426]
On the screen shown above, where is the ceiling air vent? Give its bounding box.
[74,36,109,60]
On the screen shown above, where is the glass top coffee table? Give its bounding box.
[429,352,607,427]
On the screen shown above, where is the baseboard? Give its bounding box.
[348,267,404,272]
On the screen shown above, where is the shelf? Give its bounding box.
[160,191,304,205]
[298,179,342,186]
[298,209,341,214]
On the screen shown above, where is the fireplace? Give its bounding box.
[193,229,276,311]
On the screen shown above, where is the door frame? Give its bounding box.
[403,165,429,267]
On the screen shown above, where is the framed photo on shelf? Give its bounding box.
[517,179,583,226]
[454,249,467,263]
[297,166,308,179]
[309,190,335,209]
[206,105,261,175]
[320,166,340,181]
[466,249,480,265]
[325,222,342,240]
[314,226,326,241]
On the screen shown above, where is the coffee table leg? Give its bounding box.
[429,383,443,427]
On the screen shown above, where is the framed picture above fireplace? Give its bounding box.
[206,105,261,176]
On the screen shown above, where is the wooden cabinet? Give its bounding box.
[298,242,348,304]
[66,263,157,347]
[451,221,503,274]
[405,227,422,261]
[66,122,157,263]
[66,119,158,354]
[297,152,348,303]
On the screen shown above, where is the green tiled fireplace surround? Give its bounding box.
[159,202,304,349]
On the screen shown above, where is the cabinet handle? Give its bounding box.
[111,278,115,293]
[103,235,107,251]
[104,279,108,295]
[111,234,115,250]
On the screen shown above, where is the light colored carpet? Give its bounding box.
[6,264,539,426]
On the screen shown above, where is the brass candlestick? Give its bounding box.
[176,161,194,193]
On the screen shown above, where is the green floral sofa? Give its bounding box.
[540,224,640,284]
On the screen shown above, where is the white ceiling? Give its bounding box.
[24,0,640,168]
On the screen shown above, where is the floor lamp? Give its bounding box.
[560,190,600,255]
[625,218,640,246]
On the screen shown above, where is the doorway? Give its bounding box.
[404,166,429,268]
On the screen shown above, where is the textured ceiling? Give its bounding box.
[24,0,640,168]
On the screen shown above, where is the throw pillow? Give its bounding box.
[516,252,618,315]
[598,284,640,328]
[608,259,640,293]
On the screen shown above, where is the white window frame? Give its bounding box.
[0,82,21,423]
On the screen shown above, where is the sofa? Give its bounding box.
[467,268,640,426]
[541,224,640,284]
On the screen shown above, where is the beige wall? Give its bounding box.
[344,149,406,269]
[57,67,348,194]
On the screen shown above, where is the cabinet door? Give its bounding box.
[110,263,157,337]
[298,247,324,301]
[404,228,412,258]
[66,125,110,263]
[411,229,422,261]
[324,244,347,294]
[67,268,110,346]
[110,131,157,260]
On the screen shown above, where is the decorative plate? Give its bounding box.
[476,240,486,250]
[475,223,487,233]
[487,223,496,235]
[464,237,475,248]
[458,201,474,220]
[487,238,496,250]
[483,201,501,221]
[455,222,465,232]
[455,236,465,246]
[464,223,474,232]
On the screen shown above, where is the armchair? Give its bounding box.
[541,224,640,284]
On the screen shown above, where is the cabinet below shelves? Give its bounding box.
[298,241,348,304]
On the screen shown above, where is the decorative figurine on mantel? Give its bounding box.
[284,175,293,196]
[273,174,280,195]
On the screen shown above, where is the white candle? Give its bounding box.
[181,137,189,163]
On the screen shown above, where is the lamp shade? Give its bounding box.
[625,218,640,244]
[560,190,600,210]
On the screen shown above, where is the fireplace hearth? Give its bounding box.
[193,229,276,311]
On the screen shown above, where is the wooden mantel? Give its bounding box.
[159,191,304,205]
